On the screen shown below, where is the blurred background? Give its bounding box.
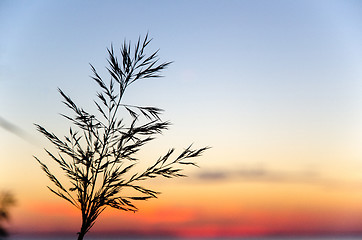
[1,0,362,238]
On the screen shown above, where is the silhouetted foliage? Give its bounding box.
[0,192,16,238]
[35,34,208,240]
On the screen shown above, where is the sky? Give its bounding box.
[1,0,362,238]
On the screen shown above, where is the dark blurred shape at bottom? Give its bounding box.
[0,191,16,238]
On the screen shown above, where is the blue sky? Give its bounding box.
[1,0,362,179]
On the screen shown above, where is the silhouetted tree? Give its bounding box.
[35,34,208,240]
[0,192,15,238]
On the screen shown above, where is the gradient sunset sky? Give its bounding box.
[1,0,362,238]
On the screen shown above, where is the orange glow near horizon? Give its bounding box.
[9,180,362,237]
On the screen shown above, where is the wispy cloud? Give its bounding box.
[0,116,32,142]
[197,166,315,182]
[195,166,362,189]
